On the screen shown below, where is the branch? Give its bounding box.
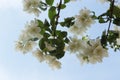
[56,0,62,25]
[107,0,115,37]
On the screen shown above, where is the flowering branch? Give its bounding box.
[15,0,120,70]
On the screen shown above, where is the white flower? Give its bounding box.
[75,8,94,27]
[19,19,42,41]
[32,49,45,62]
[77,39,108,64]
[67,37,87,53]
[15,40,36,53]
[15,19,42,54]
[49,60,61,70]
[116,38,120,45]
[44,55,61,70]
[69,8,95,35]
[25,19,42,39]
[69,24,87,35]
[23,0,41,16]
[44,42,56,51]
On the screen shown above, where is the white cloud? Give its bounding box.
[0,0,22,9]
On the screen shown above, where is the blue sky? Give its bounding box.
[0,0,120,80]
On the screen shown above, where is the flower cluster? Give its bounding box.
[15,0,120,69]
[15,19,42,53]
[69,8,95,35]
[67,37,108,64]
[33,49,61,70]
[23,0,41,16]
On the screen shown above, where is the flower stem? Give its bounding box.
[53,0,62,37]
[107,0,115,37]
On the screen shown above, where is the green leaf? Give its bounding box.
[44,19,50,28]
[39,1,47,11]
[48,6,56,20]
[64,37,69,43]
[43,33,50,38]
[37,20,43,28]
[60,4,66,9]
[64,0,70,4]
[101,31,107,48]
[112,5,120,18]
[39,38,45,50]
[45,0,54,6]
[60,31,67,38]
[113,18,120,26]
[49,38,65,59]
[99,17,106,23]
[60,17,75,28]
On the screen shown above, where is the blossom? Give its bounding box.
[44,55,61,70]
[15,40,36,53]
[67,37,87,53]
[32,49,45,62]
[15,19,42,53]
[48,60,61,70]
[116,38,120,45]
[69,8,95,35]
[44,42,56,51]
[77,39,108,64]
[24,19,42,39]
[23,0,41,16]
[19,19,42,42]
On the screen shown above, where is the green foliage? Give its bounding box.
[60,4,66,9]
[45,0,54,6]
[101,30,120,51]
[39,1,47,11]
[112,5,120,18]
[60,17,75,28]
[49,38,65,59]
[21,0,120,67]
[64,0,70,4]
[48,6,56,20]
[39,38,46,50]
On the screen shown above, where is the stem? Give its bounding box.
[53,0,62,37]
[56,0,62,25]
[107,0,115,36]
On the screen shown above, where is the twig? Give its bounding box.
[107,0,115,37]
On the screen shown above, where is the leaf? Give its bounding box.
[64,0,70,4]
[99,17,106,23]
[45,0,54,6]
[60,31,67,38]
[60,17,75,28]
[44,19,50,28]
[48,6,56,20]
[43,33,50,38]
[113,18,120,26]
[64,37,69,43]
[37,20,43,28]
[101,31,107,48]
[49,39,65,59]
[39,38,45,50]
[39,1,47,11]
[112,5,120,18]
[60,4,66,9]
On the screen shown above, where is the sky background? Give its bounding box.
[0,0,120,80]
